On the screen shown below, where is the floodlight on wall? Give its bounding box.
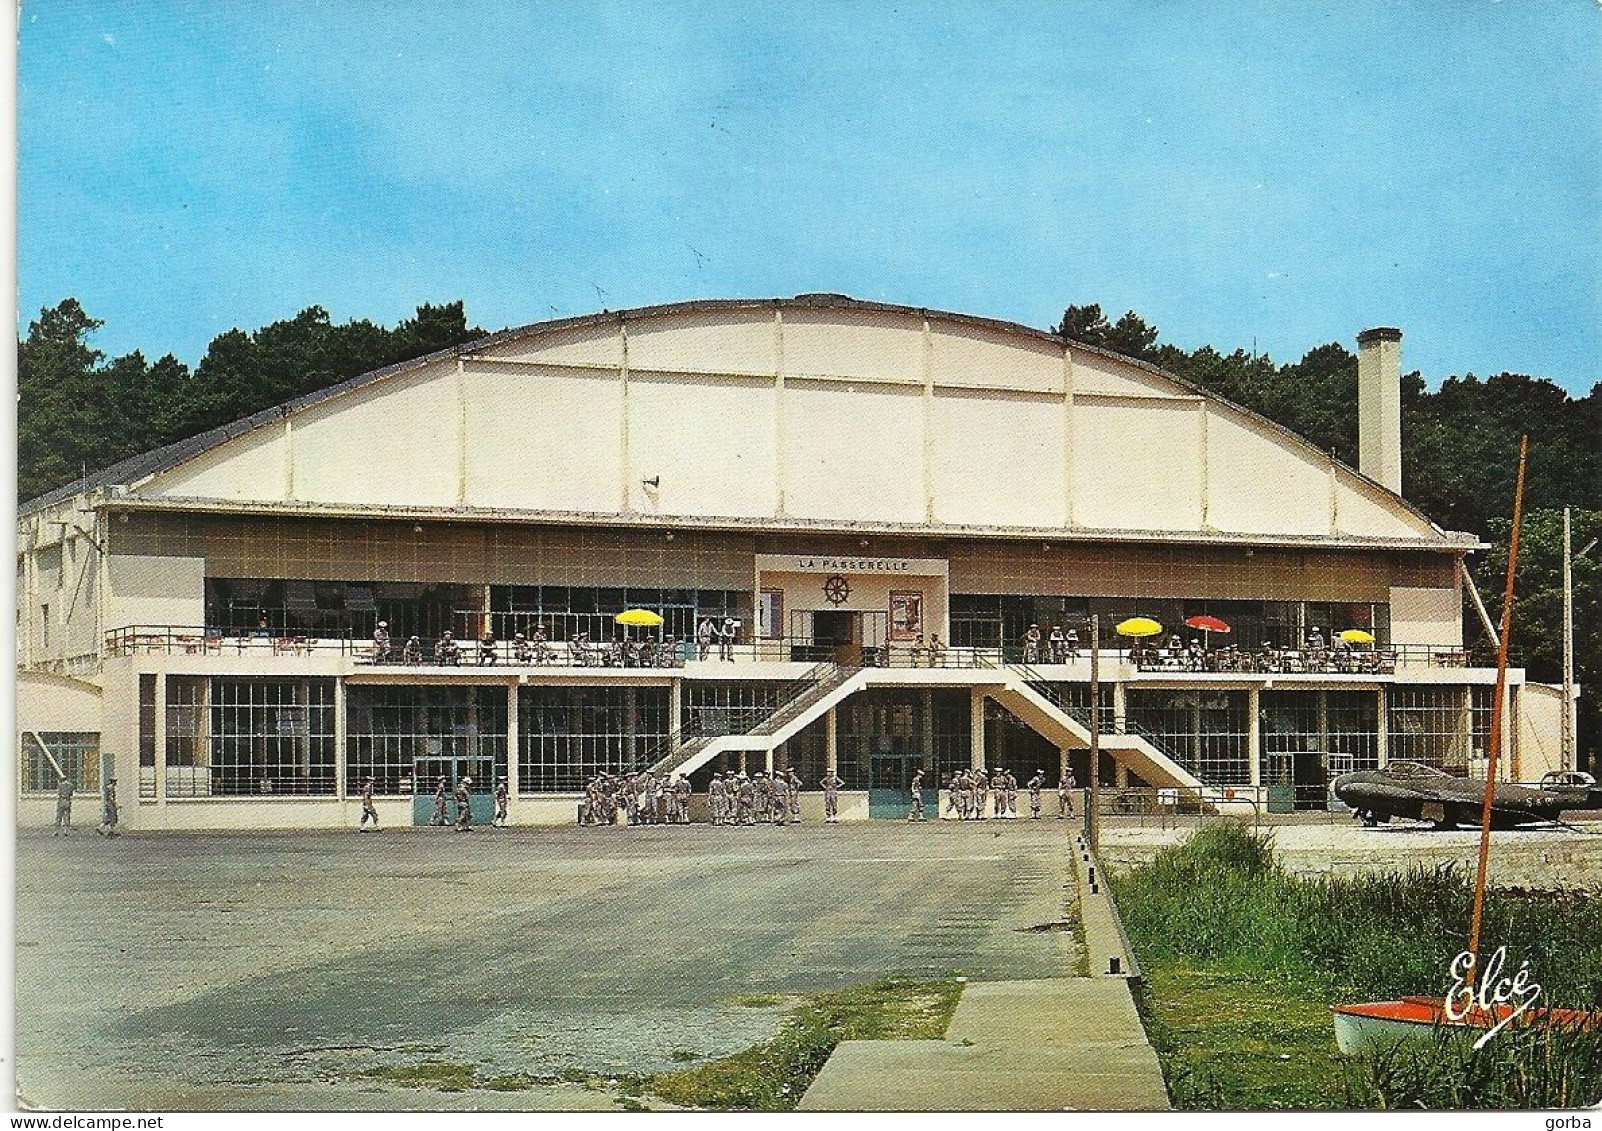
[413,524,424,533]
[643,476,660,489]
[860,539,870,548]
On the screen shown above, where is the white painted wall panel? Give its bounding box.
[145,425,286,501]
[106,555,205,629]
[1072,399,1201,530]
[782,382,926,523]
[627,375,778,517]
[1070,353,1183,399]
[476,323,623,368]
[627,310,777,375]
[464,366,623,511]
[931,323,1063,394]
[1389,585,1463,646]
[291,362,460,507]
[780,309,924,381]
[1337,478,1440,540]
[17,672,103,732]
[1204,409,1331,536]
[931,390,1064,526]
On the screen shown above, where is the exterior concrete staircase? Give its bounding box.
[638,658,1207,795]
[990,664,1206,793]
[647,662,866,777]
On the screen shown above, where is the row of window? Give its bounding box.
[203,579,749,644]
[101,679,1495,799]
[950,595,1388,652]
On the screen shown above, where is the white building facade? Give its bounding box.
[15,297,1569,827]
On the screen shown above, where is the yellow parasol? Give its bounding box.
[1116,617,1163,638]
[1339,629,1376,645]
[615,609,664,627]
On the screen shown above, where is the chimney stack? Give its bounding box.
[1357,327,1403,494]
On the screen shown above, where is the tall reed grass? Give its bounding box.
[1113,821,1602,1108]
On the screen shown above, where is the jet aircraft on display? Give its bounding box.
[1331,762,1602,829]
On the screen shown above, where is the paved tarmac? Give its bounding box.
[1097,815,1602,888]
[15,820,1081,1111]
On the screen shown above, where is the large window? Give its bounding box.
[20,732,99,794]
[1388,687,1471,771]
[210,679,336,795]
[139,673,157,798]
[1261,689,1379,807]
[683,681,793,738]
[518,686,670,792]
[346,685,508,796]
[206,578,470,641]
[950,594,1389,654]
[490,586,745,646]
[835,689,970,791]
[165,676,209,798]
[1127,689,1251,785]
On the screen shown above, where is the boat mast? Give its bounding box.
[1466,434,1529,972]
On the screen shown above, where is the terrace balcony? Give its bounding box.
[96,625,1514,688]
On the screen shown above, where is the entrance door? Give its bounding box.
[411,753,497,825]
[813,610,860,666]
[868,753,935,818]
[1292,750,1328,810]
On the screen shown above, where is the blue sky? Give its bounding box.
[17,1,1601,393]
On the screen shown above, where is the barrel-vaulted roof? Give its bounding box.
[21,294,1476,551]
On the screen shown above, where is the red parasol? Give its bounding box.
[1185,615,1231,635]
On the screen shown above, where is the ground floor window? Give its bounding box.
[836,689,970,791]
[1127,689,1250,785]
[777,716,829,789]
[683,681,793,738]
[1388,687,1471,770]
[1261,689,1379,807]
[518,686,670,792]
[20,731,99,793]
[346,685,509,796]
[165,676,209,798]
[139,673,157,798]
[983,699,1064,784]
[210,679,336,795]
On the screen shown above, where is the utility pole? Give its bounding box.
[1086,614,1101,850]
[1564,507,1575,770]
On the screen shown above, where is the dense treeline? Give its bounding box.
[17,299,482,502]
[15,298,1601,761]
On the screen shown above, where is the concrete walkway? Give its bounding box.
[800,836,1171,1111]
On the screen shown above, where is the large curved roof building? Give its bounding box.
[15,296,1568,828]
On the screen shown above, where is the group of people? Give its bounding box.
[51,773,121,838]
[915,768,1078,821]
[706,768,819,825]
[1021,624,1083,665]
[367,616,746,667]
[354,774,510,832]
[1130,629,1389,675]
[579,771,695,826]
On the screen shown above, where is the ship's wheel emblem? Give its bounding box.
[823,574,852,605]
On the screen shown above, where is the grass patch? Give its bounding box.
[1113,821,1602,1109]
[1134,967,1351,1109]
[359,1060,480,1092]
[480,1072,546,1092]
[647,976,964,1111]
